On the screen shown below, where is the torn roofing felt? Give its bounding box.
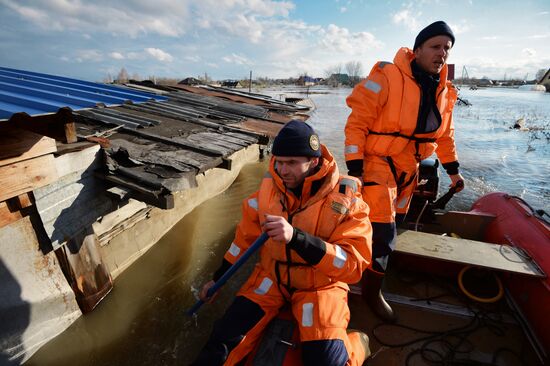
[73,85,309,208]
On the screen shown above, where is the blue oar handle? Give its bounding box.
[187,232,269,316]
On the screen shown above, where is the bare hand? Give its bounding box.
[262,214,294,243]
[199,280,218,303]
[449,173,465,193]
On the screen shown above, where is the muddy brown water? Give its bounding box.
[26,160,268,366]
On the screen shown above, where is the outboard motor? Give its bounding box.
[405,159,440,226]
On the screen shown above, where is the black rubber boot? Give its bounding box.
[361,267,396,322]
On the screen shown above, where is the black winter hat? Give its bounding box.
[272,120,321,157]
[413,21,455,50]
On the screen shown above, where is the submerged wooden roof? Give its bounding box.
[1,78,310,250]
[71,85,308,209]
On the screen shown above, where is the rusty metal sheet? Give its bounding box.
[0,216,81,363]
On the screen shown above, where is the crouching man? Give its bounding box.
[191,120,372,366]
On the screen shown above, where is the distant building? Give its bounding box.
[296,76,318,86]
[178,77,202,86]
[221,80,241,88]
[326,73,350,87]
[538,68,550,92]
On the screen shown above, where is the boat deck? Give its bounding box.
[348,263,543,365]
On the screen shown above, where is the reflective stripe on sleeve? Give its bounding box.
[254,277,273,295]
[248,198,258,211]
[228,243,241,257]
[345,145,359,154]
[302,303,314,327]
[333,245,347,269]
[364,80,381,94]
[340,178,358,193]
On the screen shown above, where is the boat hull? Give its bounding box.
[470,193,550,356]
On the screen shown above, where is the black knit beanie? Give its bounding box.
[272,120,321,157]
[413,21,455,50]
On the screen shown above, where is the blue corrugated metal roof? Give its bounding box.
[0,67,168,121]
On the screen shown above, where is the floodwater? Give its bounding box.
[26,87,549,365]
[275,86,550,213]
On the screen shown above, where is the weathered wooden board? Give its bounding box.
[0,128,57,167]
[0,154,58,202]
[0,201,23,228]
[0,193,34,228]
[396,230,545,277]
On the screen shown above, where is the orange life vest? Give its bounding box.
[257,175,359,290]
[345,47,458,164]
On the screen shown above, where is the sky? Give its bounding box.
[0,0,549,82]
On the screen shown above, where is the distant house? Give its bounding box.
[326,73,350,87]
[221,80,241,88]
[178,77,202,86]
[297,76,318,86]
[538,68,550,92]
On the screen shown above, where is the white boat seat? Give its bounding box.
[395,230,546,278]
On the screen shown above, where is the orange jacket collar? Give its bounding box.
[393,47,449,89]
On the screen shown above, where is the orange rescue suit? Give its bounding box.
[221,145,372,366]
[345,47,458,222]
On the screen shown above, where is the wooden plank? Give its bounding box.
[92,200,149,246]
[0,193,34,228]
[434,211,495,240]
[64,121,78,143]
[0,201,23,228]
[0,128,57,167]
[55,141,98,155]
[0,154,58,202]
[396,230,545,277]
[102,174,174,209]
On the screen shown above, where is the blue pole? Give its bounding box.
[187,232,269,316]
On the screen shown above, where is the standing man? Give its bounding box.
[344,21,465,321]
[192,120,372,366]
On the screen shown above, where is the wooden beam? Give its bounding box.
[58,108,78,143]
[102,174,174,209]
[7,108,77,143]
[63,121,78,144]
[0,154,58,202]
[0,193,34,228]
[0,202,23,228]
[0,127,57,167]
